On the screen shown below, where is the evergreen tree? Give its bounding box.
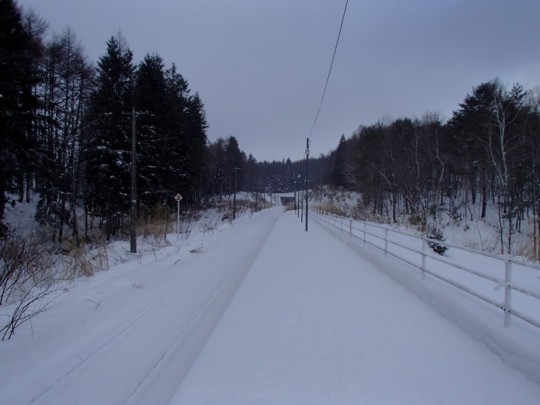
[163,64,190,198]
[207,138,228,197]
[134,53,169,207]
[225,136,245,191]
[448,81,499,218]
[82,35,135,238]
[331,135,347,188]
[244,154,258,192]
[0,0,41,230]
[182,92,208,201]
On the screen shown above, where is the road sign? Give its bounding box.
[175,193,183,202]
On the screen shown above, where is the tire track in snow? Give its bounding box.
[27,208,281,405]
[28,249,220,404]
[125,208,281,404]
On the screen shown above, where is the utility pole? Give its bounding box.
[130,108,137,253]
[293,181,297,213]
[305,138,310,232]
[297,174,301,218]
[255,177,259,212]
[233,167,240,220]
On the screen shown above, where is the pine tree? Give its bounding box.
[0,0,41,231]
[183,93,208,200]
[133,58,209,206]
[244,154,258,192]
[331,135,347,188]
[208,138,228,198]
[225,136,245,191]
[134,53,169,207]
[163,64,190,198]
[82,35,135,238]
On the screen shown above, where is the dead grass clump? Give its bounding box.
[139,203,171,244]
[312,202,347,217]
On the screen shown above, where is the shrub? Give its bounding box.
[0,234,59,340]
[425,224,448,255]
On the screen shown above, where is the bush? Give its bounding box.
[0,234,59,340]
[426,224,448,255]
[408,214,423,226]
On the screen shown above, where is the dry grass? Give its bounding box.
[56,237,110,280]
[312,203,347,217]
[139,203,171,244]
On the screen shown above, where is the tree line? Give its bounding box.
[0,0,210,242]
[3,0,539,256]
[205,137,329,198]
[1,0,320,243]
[325,80,540,255]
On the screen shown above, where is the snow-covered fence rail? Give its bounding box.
[312,209,540,330]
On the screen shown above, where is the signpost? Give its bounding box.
[175,193,183,237]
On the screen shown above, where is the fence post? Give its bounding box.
[384,228,388,257]
[421,236,426,280]
[504,257,512,327]
[363,222,367,244]
[349,219,352,236]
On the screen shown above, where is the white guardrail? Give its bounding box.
[312,209,540,330]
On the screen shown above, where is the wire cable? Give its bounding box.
[308,0,349,140]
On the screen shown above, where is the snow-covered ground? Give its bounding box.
[0,208,280,404]
[2,207,540,404]
[309,186,539,260]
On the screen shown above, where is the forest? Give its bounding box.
[1,0,540,258]
[324,81,540,256]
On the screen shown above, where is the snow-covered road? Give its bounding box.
[2,208,540,404]
[172,211,540,404]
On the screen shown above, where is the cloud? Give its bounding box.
[17,0,540,161]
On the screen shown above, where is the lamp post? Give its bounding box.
[305,138,310,232]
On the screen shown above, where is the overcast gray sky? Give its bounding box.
[17,0,540,162]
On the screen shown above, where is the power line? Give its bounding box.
[302,0,348,233]
[308,0,349,140]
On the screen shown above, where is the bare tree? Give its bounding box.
[35,27,94,245]
[0,234,59,340]
[482,83,527,254]
[526,87,540,259]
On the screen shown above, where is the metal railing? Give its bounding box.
[312,209,540,330]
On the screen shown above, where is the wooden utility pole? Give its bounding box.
[130,108,137,253]
[305,138,310,232]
